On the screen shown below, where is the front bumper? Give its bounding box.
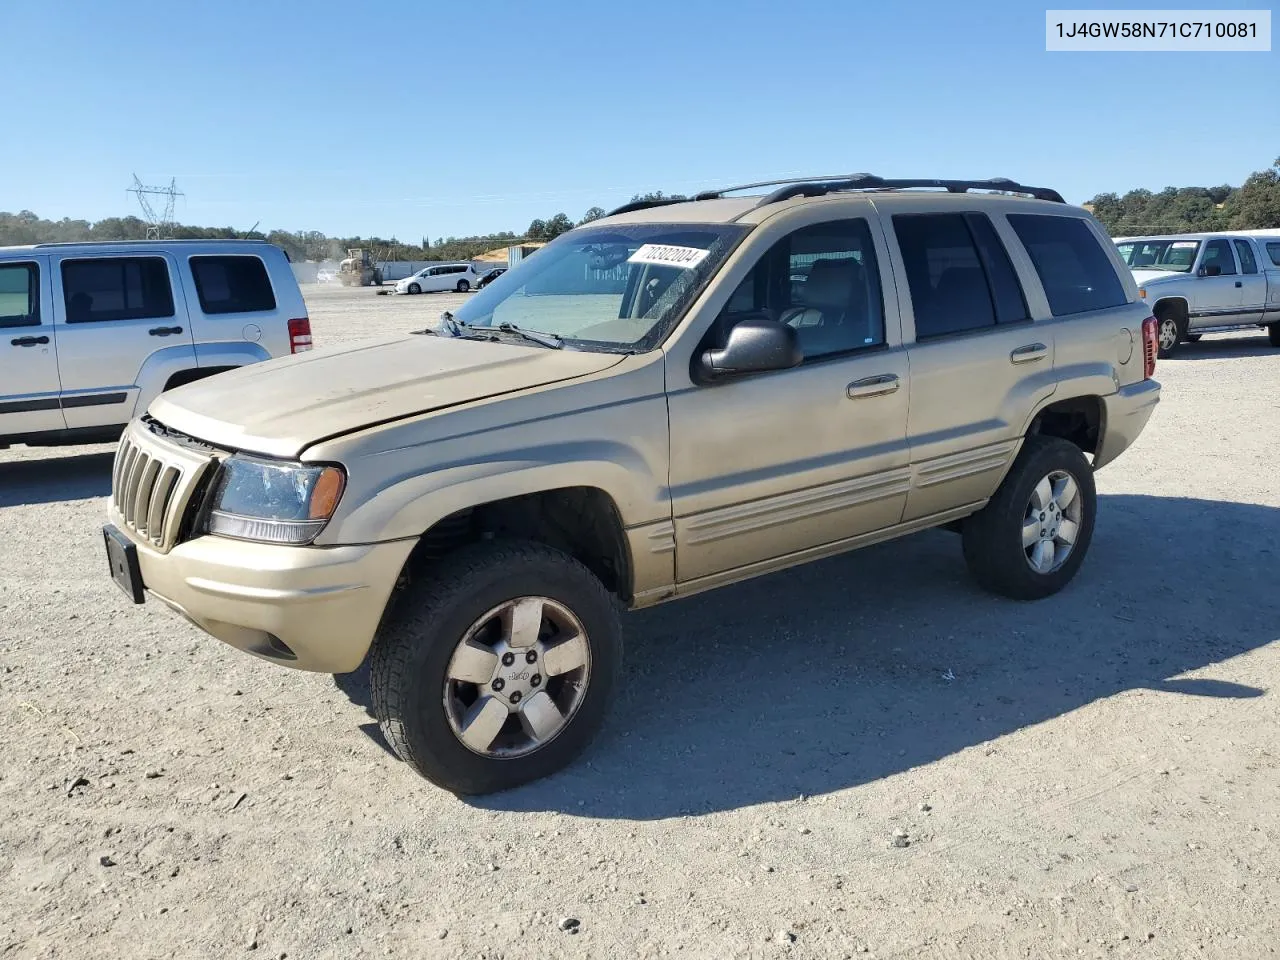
[1095,378,1161,470]
[108,502,415,673]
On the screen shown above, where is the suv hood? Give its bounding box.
[148,334,626,459]
[1131,269,1186,285]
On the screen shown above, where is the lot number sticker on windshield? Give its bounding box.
[628,244,710,269]
[1171,242,1197,249]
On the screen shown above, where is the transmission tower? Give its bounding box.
[128,175,183,240]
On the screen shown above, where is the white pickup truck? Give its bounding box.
[1114,231,1280,356]
[1,240,310,448]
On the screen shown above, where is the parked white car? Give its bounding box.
[1115,231,1280,356]
[0,239,310,448]
[395,263,481,295]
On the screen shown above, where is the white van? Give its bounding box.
[0,239,309,449]
[394,262,481,295]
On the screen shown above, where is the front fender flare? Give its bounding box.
[316,440,663,546]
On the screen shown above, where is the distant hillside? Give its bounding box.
[4,161,1277,252]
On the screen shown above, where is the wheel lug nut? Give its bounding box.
[525,650,538,664]
[531,674,542,687]
[492,678,505,692]
[510,691,522,704]
[501,652,516,667]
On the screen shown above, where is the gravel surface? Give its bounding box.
[2,285,1279,959]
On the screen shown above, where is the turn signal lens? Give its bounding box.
[307,466,346,520]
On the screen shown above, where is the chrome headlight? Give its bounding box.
[206,455,346,545]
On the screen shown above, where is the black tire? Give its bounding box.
[961,435,1097,601]
[456,279,470,293]
[1269,324,1280,348]
[1185,333,1201,343]
[369,540,622,794]
[1155,312,1184,359]
[407,282,421,295]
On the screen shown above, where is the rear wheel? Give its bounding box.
[1269,325,1280,348]
[962,436,1096,601]
[407,282,421,295]
[369,541,622,794]
[456,279,471,293]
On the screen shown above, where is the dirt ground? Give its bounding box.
[2,284,1278,959]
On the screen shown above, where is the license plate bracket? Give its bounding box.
[103,524,145,604]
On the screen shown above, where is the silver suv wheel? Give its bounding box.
[443,596,591,759]
[1022,469,1082,574]
[1157,317,1179,352]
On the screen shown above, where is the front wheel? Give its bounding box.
[369,541,622,794]
[962,436,1097,601]
[407,282,421,295]
[1156,314,1183,359]
[456,279,471,293]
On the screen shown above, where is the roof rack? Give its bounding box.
[603,175,1065,219]
[604,197,690,217]
[31,238,273,248]
[745,175,1066,207]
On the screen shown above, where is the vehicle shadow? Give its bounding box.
[0,451,114,507]
[334,494,1276,818]
[1169,332,1277,360]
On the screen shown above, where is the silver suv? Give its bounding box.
[1,239,308,449]
[102,175,1161,794]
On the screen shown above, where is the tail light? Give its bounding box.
[288,317,313,354]
[1141,316,1157,379]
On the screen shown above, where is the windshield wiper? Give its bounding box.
[495,322,563,349]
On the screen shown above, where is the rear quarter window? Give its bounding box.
[1007,214,1127,316]
[1267,241,1280,267]
[189,255,277,315]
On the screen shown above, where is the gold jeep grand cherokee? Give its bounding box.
[103,174,1161,794]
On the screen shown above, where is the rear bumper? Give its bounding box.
[110,503,415,673]
[1095,378,1161,470]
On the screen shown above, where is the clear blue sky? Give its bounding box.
[5,0,1276,240]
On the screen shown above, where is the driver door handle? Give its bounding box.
[149,325,184,337]
[1011,343,1047,364]
[846,374,900,399]
[10,335,50,347]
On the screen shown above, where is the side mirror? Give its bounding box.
[1198,264,1222,277]
[698,316,803,382]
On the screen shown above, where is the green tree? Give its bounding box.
[1224,156,1280,229]
[629,190,688,203]
[579,206,606,224]
[544,213,574,239]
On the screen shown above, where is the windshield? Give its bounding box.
[1115,239,1201,272]
[450,222,750,351]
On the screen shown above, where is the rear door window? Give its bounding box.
[61,257,175,323]
[1267,241,1280,267]
[189,256,277,314]
[1233,240,1258,275]
[0,262,39,329]
[1006,215,1127,316]
[893,213,1029,338]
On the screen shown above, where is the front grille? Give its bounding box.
[111,423,218,552]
